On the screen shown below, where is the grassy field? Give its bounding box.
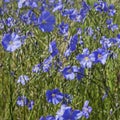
[0,0,120,120]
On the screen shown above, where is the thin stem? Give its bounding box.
[8,53,13,120]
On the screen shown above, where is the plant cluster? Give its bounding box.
[0,0,120,120]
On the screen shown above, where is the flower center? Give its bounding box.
[42,20,46,24]
[85,56,89,61]
[67,68,72,73]
[98,54,102,58]
[83,107,88,112]
[9,41,13,45]
[52,94,56,97]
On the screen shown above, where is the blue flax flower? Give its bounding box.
[61,66,77,80]
[1,32,25,52]
[62,66,84,80]
[106,18,118,32]
[61,8,74,17]
[0,20,4,30]
[109,37,117,46]
[94,1,116,16]
[56,105,83,120]
[76,48,95,68]
[52,1,63,13]
[94,0,108,13]
[64,34,78,57]
[46,88,63,105]
[18,0,38,9]
[85,27,94,37]
[39,1,48,12]
[82,100,92,119]
[17,96,29,106]
[58,21,69,36]
[18,0,26,8]
[62,94,73,105]
[116,34,120,47]
[42,56,53,72]
[26,0,38,8]
[49,40,59,57]
[38,11,56,32]
[6,17,15,27]
[68,1,90,23]
[100,36,112,49]
[64,48,72,57]
[80,0,91,20]
[33,56,53,73]
[108,4,116,16]
[69,9,79,22]
[20,10,38,25]
[49,0,55,4]
[27,100,34,110]
[91,48,109,65]
[77,28,82,35]
[32,63,41,73]
[76,67,84,80]
[69,34,78,52]
[17,96,34,110]
[81,0,91,12]
[39,115,55,120]
[17,75,29,85]
[74,1,90,23]
[4,0,10,3]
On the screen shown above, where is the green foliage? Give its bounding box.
[0,0,120,120]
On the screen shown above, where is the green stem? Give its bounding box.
[8,53,13,120]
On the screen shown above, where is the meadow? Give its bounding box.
[0,0,120,120]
